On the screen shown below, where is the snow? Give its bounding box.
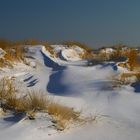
[61,49,81,61]
[0,45,140,140]
[100,48,115,54]
[0,48,6,59]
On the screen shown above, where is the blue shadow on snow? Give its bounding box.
[41,51,70,96]
[131,82,140,93]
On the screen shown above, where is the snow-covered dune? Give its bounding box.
[61,49,81,61]
[0,45,140,140]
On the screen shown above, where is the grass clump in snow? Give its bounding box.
[47,101,80,130]
[0,77,19,112]
[112,72,140,87]
[0,40,24,61]
[63,41,92,51]
[43,42,56,57]
[22,90,48,112]
[0,78,47,113]
[0,77,16,101]
[0,79,82,130]
[116,49,140,71]
[0,39,25,67]
[125,49,140,71]
[4,45,24,62]
[23,39,42,45]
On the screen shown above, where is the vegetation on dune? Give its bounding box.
[23,39,43,45]
[110,46,123,61]
[0,77,81,130]
[0,39,140,71]
[0,40,25,66]
[63,41,92,51]
[0,39,140,130]
[47,101,80,130]
[0,39,54,67]
[63,41,94,59]
[43,42,56,57]
[102,44,140,71]
[125,49,140,71]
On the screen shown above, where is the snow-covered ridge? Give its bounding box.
[0,45,140,140]
[51,45,85,61]
[61,49,82,61]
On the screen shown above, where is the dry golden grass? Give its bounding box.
[0,79,81,129]
[43,42,56,57]
[0,77,16,100]
[48,102,80,121]
[63,41,92,51]
[4,45,24,62]
[0,39,13,50]
[112,72,140,86]
[109,46,140,71]
[63,41,94,59]
[23,39,42,45]
[22,90,48,112]
[125,49,140,71]
[0,58,5,67]
[47,102,80,130]
[120,72,138,79]
[0,78,92,130]
[6,91,48,113]
[0,40,25,66]
[0,77,18,111]
[116,49,140,71]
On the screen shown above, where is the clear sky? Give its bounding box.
[0,0,140,48]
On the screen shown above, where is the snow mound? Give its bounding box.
[61,48,82,61]
[24,58,36,68]
[1,45,140,140]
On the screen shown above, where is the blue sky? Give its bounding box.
[0,0,140,48]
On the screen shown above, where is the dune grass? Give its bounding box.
[63,41,92,51]
[43,42,56,57]
[0,77,16,101]
[22,90,48,112]
[63,41,94,59]
[112,72,140,87]
[126,49,140,71]
[4,45,24,62]
[117,49,140,71]
[0,40,25,67]
[0,78,81,130]
[47,101,80,130]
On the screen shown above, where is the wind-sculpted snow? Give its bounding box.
[40,46,117,96]
[40,46,140,140]
[1,45,140,140]
[61,48,82,61]
[47,65,117,96]
[41,51,66,71]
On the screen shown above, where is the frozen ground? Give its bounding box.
[0,45,140,140]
